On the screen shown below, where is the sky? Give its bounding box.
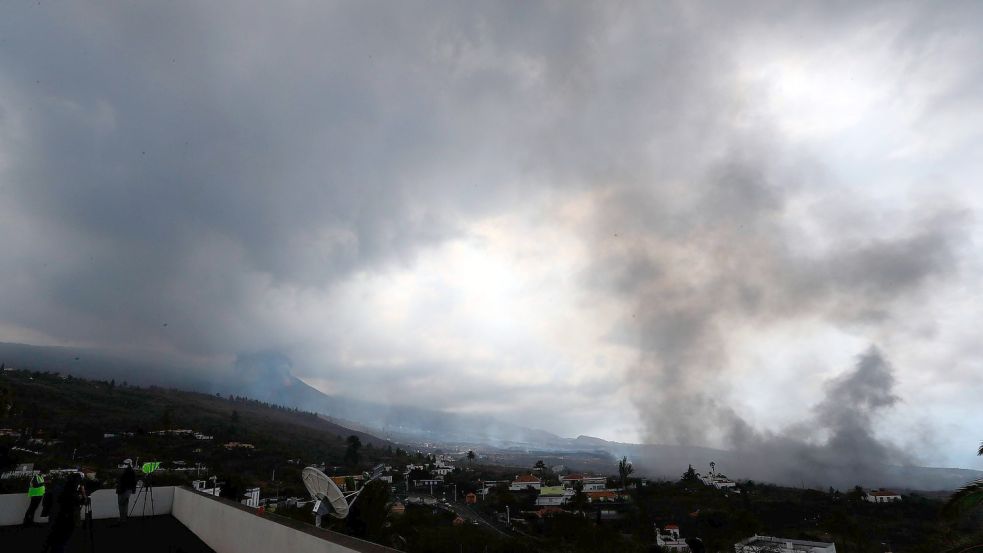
[0,1,981,470]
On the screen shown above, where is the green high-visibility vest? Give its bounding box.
[28,474,45,497]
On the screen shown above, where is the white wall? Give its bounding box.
[172,487,394,553]
[3,486,395,553]
[0,485,175,526]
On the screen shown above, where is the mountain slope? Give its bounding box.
[3,341,979,490]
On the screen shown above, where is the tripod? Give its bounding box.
[129,474,156,518]
[81,494,95,553]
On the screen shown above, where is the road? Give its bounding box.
[404,492,510,538]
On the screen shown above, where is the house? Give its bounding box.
[734,535,836,552]
[560,474,607,491]
[192,478,222,496]
[535,506,566,518]
[330,475,364,492]
[433,466,453,476]
[535,486,571,506]
[479,480,509,497]
[241,488,260,508]
[414,478,443,489]
[510,474,542,491]
[583,476,607,491]
[0,463,38,480]
[864,489,901,503]
[586,490,617,502]
[700,472,737,490]
[656,523,690,551]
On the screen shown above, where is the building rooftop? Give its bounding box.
[0,485,397,553]
[735,535,836,552]
[0,515,214,553]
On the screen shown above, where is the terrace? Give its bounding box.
[0,485,397,553]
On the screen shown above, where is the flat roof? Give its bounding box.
[738,535,835,551]
[0,515,213,553]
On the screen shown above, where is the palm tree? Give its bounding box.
[618,456,633,491]
[943,441,983,518]
[467,450,475,467]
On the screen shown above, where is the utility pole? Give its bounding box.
[273,468,279,505]
[506,505,510,528]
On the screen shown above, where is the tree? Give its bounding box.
[467,449,475,467]
[161,406,173,429]
[0,383,12,420]
[346,480,390,540]
[943,440,983,518]
[344,435,362,466]
[682,464,698,482]
[618,456,634,491]
[534,459,546,471]
[569,480,589,514]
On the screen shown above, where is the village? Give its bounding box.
[4,418,917,552]
[0,369,955,552]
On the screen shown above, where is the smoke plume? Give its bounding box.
[586,149,964,483]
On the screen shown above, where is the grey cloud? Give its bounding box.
[590,145,966,448]
[0,1,980,473]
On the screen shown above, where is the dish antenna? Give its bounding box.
[302,464,387,520]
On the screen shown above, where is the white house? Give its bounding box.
[479,480,510,497]
[192,478,222,496]
[655,523,690,551]
[735,535,836,552]
[241,488,260,508]
[699,465,737,490]
[0,463,38,480]
[534,486,572,506]
[864,489,901,503]
[560,474,606,491]
[510,474,542,491]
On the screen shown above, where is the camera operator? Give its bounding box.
[42,472,86,553]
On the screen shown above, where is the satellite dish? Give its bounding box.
[302,467,349,519]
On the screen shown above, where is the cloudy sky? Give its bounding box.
[1,1,981,469]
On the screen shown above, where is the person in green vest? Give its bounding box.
[22,469,45,527]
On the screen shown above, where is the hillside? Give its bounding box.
[0,368,391,496]
[2,342,980,492]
